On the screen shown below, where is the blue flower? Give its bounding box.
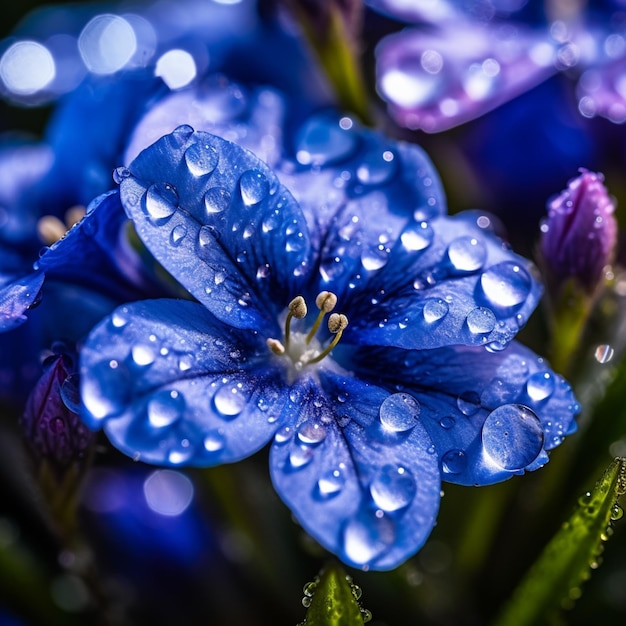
[80,118,579,570]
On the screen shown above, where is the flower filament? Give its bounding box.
[267,291,348,370]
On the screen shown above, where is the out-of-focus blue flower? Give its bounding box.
[540,169,617,296]
[367,0,626,131]
[80,116,579,570]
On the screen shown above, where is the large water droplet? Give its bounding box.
[184,141,219,177]
[297,421,327,445]
[526,372,555,402]
[295,115,357,166]
[204,187,231,214]
[147,389,185,428]
[356,149,396,186]
[441,449,467,474]
[342,512,395,566]
[144,182,178,222]
[361,244,389,271]
[170,124,194,146]
[317,468,345,498]
[457,390,481,416]
[400,222,433,252]
[482,404,544,471]
[274,426,292,444]
[131,344,155,367]
[480,262,532,308]
[422,298,449,323]
[447,236,487,272]
[289,444,314,468]
[213,383,247,418]
[379,393,421,432]
[369,465,416,512]
[466,307,496,334]
[239,170,269,206]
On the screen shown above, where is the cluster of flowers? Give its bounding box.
[2,0,620,577]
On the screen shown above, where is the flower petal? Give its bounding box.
[0,270,44,332]
[343,211,541,350]
[350,341,579,486]
[120,126,311,331]
[270,373,440,570]
[80,298,290,466]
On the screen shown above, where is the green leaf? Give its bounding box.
[492,457,626,626]
[301,563,370,626]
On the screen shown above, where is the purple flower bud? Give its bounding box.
[20,349,93,471]
[540,170,617,295]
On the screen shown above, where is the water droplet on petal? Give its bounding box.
[356,150,397,186]
[131,344,155,367]
[400,222,433,252]
[204,187,231,214]
[111,309,128,328]
[203,430,225,453]
[274,426,292,444]
[441,449,467,474]
[171,124,194,146]
[361,244,389,271]
[369,465,416,512]
[480,262,532,308]
[439,416,455,429]
[170,224,187,246]
[447,236,486,272]
[239,170,269,206]
[457,390,481,416]
[184,142,218,177]
[144,182,178,222]
[422,298,449,323]
[297,421,327,445]
[168,440,194,464]
[481,404,544,471]
[379,393,421,432]
[526,372,555,402]
[147,389,185,428]
[213,384,247,418]
[289,444,314,468]
[342,512,395,566]
[466,307,496,334]
[317,468,345,498]
[295,115,357,166]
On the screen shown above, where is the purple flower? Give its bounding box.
[79,114,579,570]
[20,346,93,471]
[540,169,617,295]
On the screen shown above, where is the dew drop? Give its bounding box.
[595,344,614,364]
[361,245,389,271]
[274,426,292,444]
[422,298,449,323]
[204,187,231,214]
[168,441,193,464]
[213,384,247,418]
[441,449,467,474]
[295,115,357,166]
[144,182,178,221]
[184,142,218,177]
[369,465,416,512]
[170,224,187,246]
[400,222,433,252]
[526,371,555,402]
[466,307,496,334]
[342,513,394,566]
[447,236,487,272]
[439,416,455,429]
[379,393,421,432]
[131,344,155,367]
[203,430,225,453]
[480,262,532,308]
[178,354,193,372]
[356,149,396,186]
[297,421,327,445]
[147,389,185,428]
[198,225,214,248]
[289,444,314,468]
[170,124,194,145]
[111,309,128,328]
[457,390,481,416]
[239,170,269,206]
[317,468,345,498]
[481,404,544,471]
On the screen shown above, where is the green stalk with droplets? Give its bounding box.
[492,457,626,626]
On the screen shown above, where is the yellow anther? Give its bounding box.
[315,291,337,313]
[37,215,67,245]
[288,296,308,319]
[267,337,286,355]
[307,313,349,364]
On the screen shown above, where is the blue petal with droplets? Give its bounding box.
[0,270,45,332]
[341,211,541,350]
[270,373,440,571]
[349,341,579,486]
[120,126,311,331]
[80,298,291,466]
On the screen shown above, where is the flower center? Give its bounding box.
[267,291,349,371]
